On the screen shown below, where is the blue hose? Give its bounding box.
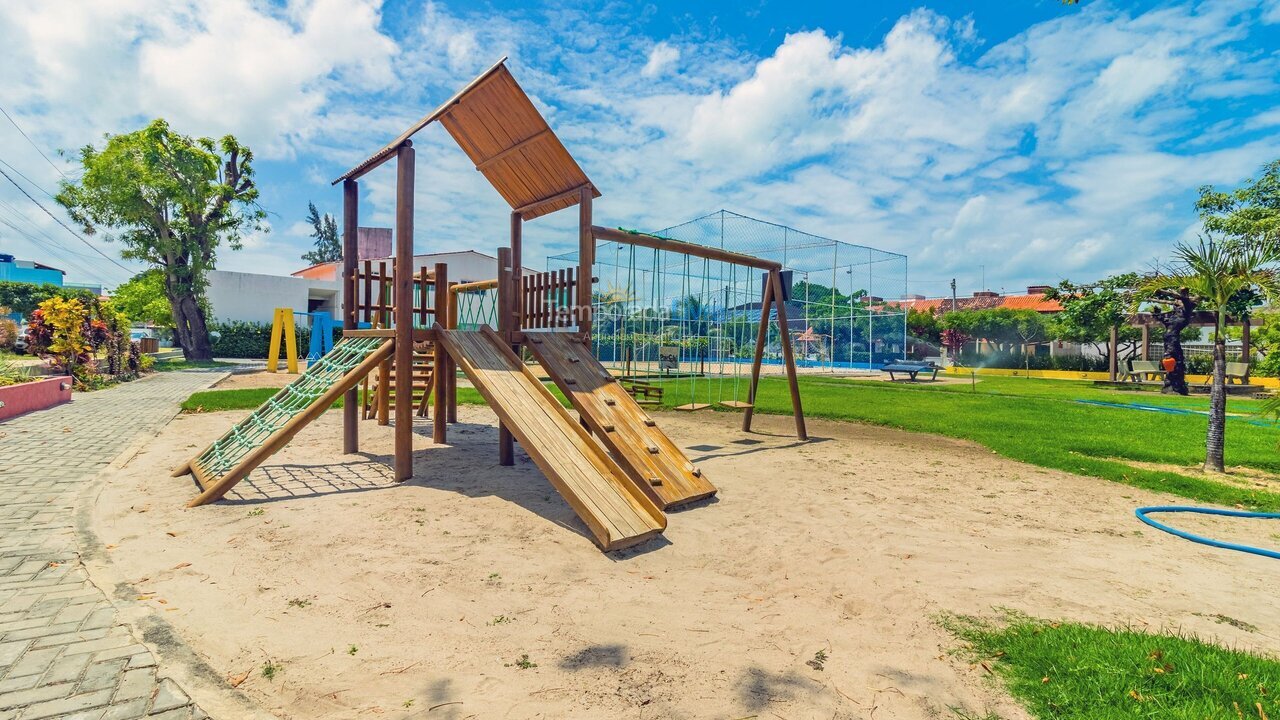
[1135,506,1280,560]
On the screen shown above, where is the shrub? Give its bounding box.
[209,320,340,359]
[1254,351,1280,377]
[0,281,95,317]
[0,358,32,387]
[953,350,1109,372]
[0,315,18,351]
[24,296,142,389]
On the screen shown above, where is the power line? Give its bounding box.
[0,199,105,262]
[0,155,54,198]
[0,216,114,286]
[0,104,68,179]
[0,164,132,273]
[0,201,120,285]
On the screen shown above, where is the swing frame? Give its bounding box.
[590,226,807,440]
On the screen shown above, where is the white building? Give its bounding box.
[205,248,534,326]
[204,270,341,325]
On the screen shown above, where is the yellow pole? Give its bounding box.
[267,308,284,373]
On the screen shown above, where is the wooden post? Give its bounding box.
[496,247,515,466]
[1140,324,1150,362]
[577,186,593,337]
[742,276,774,433]
[770,270,807,441]
[341,180,360,453]
[393,143,415,482]
[1242,315,1252,381]
[446,282,458,424]
[510,212,524,337]
[433,263,448,444]
[342,180,359,453]
[376,360,390,425]
[1108,324,1119,382]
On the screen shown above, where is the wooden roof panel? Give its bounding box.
[333,58,601,221]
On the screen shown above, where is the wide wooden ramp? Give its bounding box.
[436,327,665,551]
[526,332,717,509]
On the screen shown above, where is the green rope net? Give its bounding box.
[194,335,388,479]
[455,287,497,330]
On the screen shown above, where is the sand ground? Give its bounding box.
[89,388,1280,719]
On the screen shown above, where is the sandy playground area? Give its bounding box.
[86,391,1280,719]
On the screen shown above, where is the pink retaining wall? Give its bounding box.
[0,376,72,422]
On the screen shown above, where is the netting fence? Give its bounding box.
[547,210,908,377]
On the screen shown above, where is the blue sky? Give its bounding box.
[1,0,1278,298]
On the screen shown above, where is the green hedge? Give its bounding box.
[954,351,1110,372]
[209,320,341,359]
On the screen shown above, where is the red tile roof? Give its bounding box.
[891,293,1062,314]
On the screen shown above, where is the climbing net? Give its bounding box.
[451,284,499,330]
[194,335,389,480]
[548,210,908,387]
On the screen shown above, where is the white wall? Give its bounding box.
[206,270,340,325]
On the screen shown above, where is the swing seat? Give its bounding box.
[674,402,713,412]
[718,400,753,410]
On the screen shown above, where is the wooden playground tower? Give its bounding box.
[174,59,806,551]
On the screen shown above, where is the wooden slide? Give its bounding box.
[435,327,666,551]
[525,332,717,509]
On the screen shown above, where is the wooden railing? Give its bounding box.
[520,268,579,329]
[348,260,436,327]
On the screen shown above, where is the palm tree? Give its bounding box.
[1142,238,1280,472]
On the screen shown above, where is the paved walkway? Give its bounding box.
[0,371,223,720]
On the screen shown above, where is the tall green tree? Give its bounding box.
[1196,160,1280,245]
[56,119,264,360]
[1045,274,1141,371]
[301,202,341,265]
[1143,239,1280,472]
[111,269,174,328]
[940,308,1048,356]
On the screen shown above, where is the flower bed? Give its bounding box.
[0,375,72,421]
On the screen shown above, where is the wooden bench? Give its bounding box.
[881,362,940,382]
[624,381,664,406]
[1123,360,1166,383]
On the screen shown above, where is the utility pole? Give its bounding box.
[950,278,957,312]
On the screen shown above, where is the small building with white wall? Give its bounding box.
[205,237,533,327]
[204,270,341,324]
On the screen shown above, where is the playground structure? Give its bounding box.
[548,210,909,403]
[173,58,806,551]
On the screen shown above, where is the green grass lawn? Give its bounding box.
[945,613,1280,719]
[178,370,1280,510]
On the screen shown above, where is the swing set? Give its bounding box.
[565,230,793,418]
[582,226,805,436]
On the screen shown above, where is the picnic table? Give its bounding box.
[881,361,940,382]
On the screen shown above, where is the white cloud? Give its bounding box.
[1263,0,1280,24]
[641,42,680,77]
[3,0,1279,294]
[0,0,396,158]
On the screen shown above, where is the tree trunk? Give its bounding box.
[1205,333,1227,473]
[1157,293,1194,395]
[168,291,214,361]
